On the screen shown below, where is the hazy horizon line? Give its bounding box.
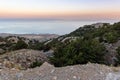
[0,18,119,22]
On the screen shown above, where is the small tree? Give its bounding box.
[30,60,42,68]
[103,31,119,43]
[50,38,106,67]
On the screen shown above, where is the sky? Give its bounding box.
[0,0,120,20]
[0,0,120,34]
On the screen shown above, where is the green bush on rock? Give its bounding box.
[50,38,106,67]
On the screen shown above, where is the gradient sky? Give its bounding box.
[0,0,120,20]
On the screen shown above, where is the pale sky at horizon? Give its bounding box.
[0,0,120,20]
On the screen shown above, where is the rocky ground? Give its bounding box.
[0,62,120,80]
[0,49,48,69]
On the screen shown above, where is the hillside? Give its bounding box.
[0,22,120,80]
[0,35,56,54]
[45,22,120,67]
[0,22,120,67]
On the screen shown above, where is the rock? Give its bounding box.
[51,69,55,73]
[53,76,57,80]
[15,72,23,79]
[0,49,48,69]
[73,76,77,79]
[0,62,120,80]
[0,48,5,54]
[105,73,120,80]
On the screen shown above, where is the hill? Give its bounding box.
[0,34,57,54]
[0,22,120,80]
[45,22,120,67]
[1,22,120,67]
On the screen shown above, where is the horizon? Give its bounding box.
[0,20,119,35]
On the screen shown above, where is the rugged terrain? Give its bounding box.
[0,34,57,54]
[0,22,120,80]
[0,49,48,69]
[45,22,120,67]
[0,62,120,80]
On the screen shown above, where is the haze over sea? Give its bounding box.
[0,20,119,35]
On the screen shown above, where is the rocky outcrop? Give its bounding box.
[0,49,48,69]
[104,40,120,65]
[0,62,120,80]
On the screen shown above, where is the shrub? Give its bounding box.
[103,31,119,43]
[30,61,42,68]
[13,40,28,50]
[50,38,106,67]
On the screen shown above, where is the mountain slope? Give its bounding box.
[46,22,120,67]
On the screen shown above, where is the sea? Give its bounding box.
[0,20,119,35]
